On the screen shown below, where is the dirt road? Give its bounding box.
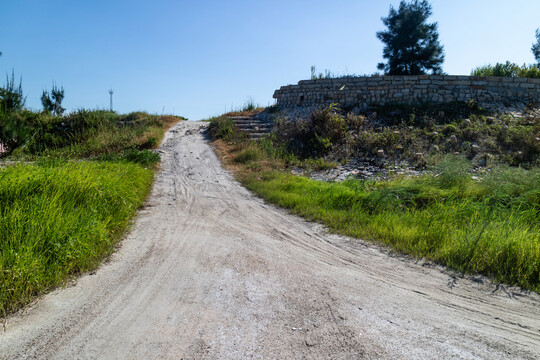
[1,121,539,359]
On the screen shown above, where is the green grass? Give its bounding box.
[213,122,539,292]
[240,166,539,291]
[0,161,154,315]
[1,110,184,160]
[0,108,184,316]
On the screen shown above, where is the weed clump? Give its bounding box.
[234,147,261,164]
[207,116,249,143]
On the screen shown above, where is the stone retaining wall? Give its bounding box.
[273,75,540,110]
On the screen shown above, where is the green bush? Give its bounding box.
[471,61,540,78]
[273,104,348,158]
[0,70,25,113]
[208,117,248,142]
[310,104,347,150]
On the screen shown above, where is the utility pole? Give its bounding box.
[108,89,114,112]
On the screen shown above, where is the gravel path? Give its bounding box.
[1,121,539,359]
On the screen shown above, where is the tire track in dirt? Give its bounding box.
[1,121,539,359]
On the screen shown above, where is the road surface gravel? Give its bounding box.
[1,121,539,359]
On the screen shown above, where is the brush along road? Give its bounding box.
[1,121,539,359]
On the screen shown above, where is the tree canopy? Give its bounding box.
[0,70,25,113]
[532,29,540,66]
[41,84,65,116]
[376,0,444,75]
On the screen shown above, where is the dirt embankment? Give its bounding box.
[1,121,539,359]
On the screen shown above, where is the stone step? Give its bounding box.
[236,124,273,130]
[230,116,274,141]
[249,133,270,139]
[233,119,274,125]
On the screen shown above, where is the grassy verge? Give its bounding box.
[211,119,540,292]
[0,161,154,315]
[2,110,184,160]
[0,110,184,316]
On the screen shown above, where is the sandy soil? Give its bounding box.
[1,121,539,359]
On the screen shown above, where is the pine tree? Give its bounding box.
[532,29,540,67]
[376,0,444,75]
[0,70,25,113]
[41,84,65,116]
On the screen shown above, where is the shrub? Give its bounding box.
[471,61,540,78]
[273,104,348,158]
[208,117,247,142]
[0,70,25,113]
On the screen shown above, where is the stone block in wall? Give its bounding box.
[431,80,450,86]
[486,76,503,83]
[368,77,383,83]
[454,75,470,82]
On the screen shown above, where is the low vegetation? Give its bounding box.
[0,161,154,315]
[272,102,539,168]
[209,105,540,292]
[1,109,183,161]
[471,61,540,78]
[0,106,184,315]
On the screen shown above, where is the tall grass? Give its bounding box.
[213,131,539,292]
[1,110,183,159]
[241,166,539,291]
[0,161,154,315]
[0,109,183,316]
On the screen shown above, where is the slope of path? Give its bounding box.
[1,121,539,359]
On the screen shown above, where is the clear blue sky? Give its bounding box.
[1,0,539,120]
